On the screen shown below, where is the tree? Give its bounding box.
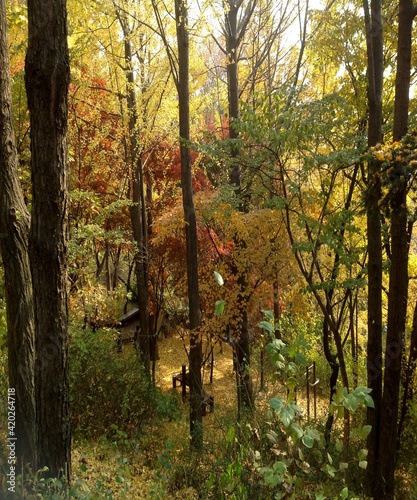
[363,0,383,489]
[25,0,71,477]
[115,4,151,373]
[0,0,36,471]
[151,0,205,448]
[174,0,204,450]
[373,1,417,496]
[219,0,258,416]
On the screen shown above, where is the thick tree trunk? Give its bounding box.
[397,298,417,447]
[25,0,71,478]
[175,0,204,450]
[375,186,408,498]
[363,0,383,491]
[374,2,415,497]
[0,0,36,470]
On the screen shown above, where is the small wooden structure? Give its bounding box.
[173,365,189,401]
[172,364,214,415]
[119,307,140,326]
[305,361,319,421]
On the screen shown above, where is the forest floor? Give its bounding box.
[71,332,239,499]
[70,329,337,499]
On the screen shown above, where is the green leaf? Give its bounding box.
[359,460,368,469]
[344,394,359,412]
[358,448,368,460]
[291,424,304,440]
[335,438,343,453]
[358,425,372,439]
[302,429,317,448]
[340,486,349,499]
[226,426,235,445]
[214,300,225,316]
[302,433,314,448]
[269,397,285,412]
[258,320,274,334]
[280,405,295,427]
[323,463,336,477]
[364,394,375,408]
[263,310,274,320]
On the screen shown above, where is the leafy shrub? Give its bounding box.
[69,325,180,440]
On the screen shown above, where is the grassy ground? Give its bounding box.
[70,332,238,499]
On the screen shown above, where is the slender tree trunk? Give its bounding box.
[225,0,254,416]
[121,27,151,372]
[273,280,281,339]
[323,306,339,445]
[25,0,71,478]
[363,0,383,491]
[175,0,204,450]
[0,0,36,470]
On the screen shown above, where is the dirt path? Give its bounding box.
[156,332,236,407]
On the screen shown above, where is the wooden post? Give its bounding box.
[306,364,310,422]
[181,364,187,401]
[260,347,265,392]
[313,361,317,420]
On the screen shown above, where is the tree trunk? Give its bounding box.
[397,298,417,447]
[0,0,36,470]
[225,0,254,416]
[175,0,204,450]
[363,0,383,491]
[120,23,151,372]
[375,184,408,498]
[374,2,415,496]
[25,0,71,478]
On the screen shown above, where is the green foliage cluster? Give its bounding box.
[69,325,181,440]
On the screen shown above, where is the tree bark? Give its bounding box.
[374,1,415,496]
[25,0,71,478]
[363,0,383,491]
[225,0,254,416]
[0,0,36,470]
[397,298,417,448]
[175,0,204,450]
[119,16,151,372]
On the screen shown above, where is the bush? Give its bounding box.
[69,325,180,440]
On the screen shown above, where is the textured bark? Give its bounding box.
[25,0,71,477]
[376,184,408,499]
[175,0,204,450]
[0,0,36,470]
[374,1,415,496]
[363,0,383,491]
[392,0,416,141]
[398,298,417,446]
